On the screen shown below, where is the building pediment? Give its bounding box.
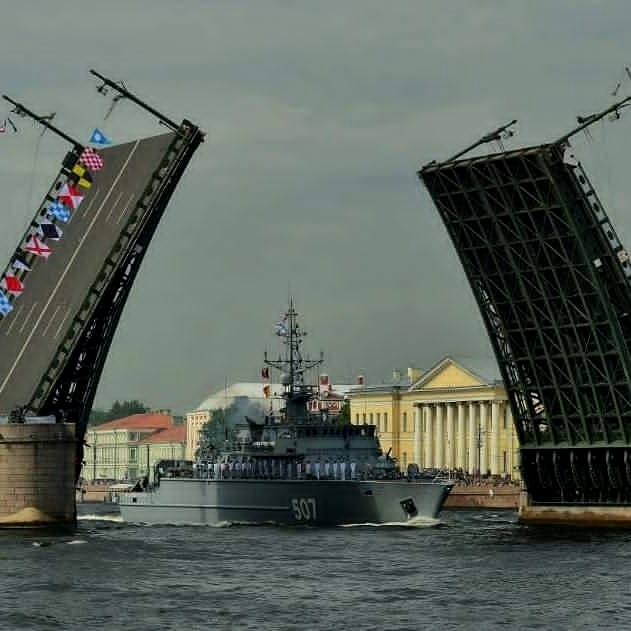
[409,357,497,390]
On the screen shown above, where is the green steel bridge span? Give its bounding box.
[420,97,631,510]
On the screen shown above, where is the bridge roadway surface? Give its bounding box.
[0,131,175,413]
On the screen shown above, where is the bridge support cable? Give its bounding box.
[90,69,180,132]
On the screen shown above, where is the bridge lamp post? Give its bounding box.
[477,424,486,481]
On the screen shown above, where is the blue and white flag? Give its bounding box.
[0,290,12,316]
[48,200,71,223]
[88,128,112,146]
[274,319,289,336]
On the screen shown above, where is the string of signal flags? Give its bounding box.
[0,127,113,317]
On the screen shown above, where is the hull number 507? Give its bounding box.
[291,497,317,521]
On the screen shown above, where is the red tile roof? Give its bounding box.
[140,424,186,444]
[94,413,174,431]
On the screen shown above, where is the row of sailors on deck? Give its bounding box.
[193,460,360,480]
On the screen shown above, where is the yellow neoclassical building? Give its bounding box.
[348,357,520,480]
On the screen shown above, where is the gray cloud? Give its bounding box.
[1,1,631,412]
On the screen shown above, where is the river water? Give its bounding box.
[0,504,629,630]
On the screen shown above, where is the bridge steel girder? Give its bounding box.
[420,142,631,504]
[34,122,204,481]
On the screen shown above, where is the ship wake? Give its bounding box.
[341,516,442,528]
[78,513,124,523]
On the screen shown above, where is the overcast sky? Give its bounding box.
[1,1,631,413]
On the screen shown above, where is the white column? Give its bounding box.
[425,405,433,469]
[491,400,500,475]
[468,401,476,474]
[414,405,422,466]
[435,404,444,469]
[479,401,488,476]
[446,403,455,469]
[457,402,465,471]
[506,405,516,478]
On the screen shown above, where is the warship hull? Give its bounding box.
[119,478,452,526]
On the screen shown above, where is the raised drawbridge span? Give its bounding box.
[0,71,204,481]
[419,97,631,510]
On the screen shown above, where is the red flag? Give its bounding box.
[1,274,23,296]
[261,367,270,380]
[58,182,83,210]
[24,235,51,259]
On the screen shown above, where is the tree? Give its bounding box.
[89,399,150,425]
[198,396,265,456]
[337,399,350,424]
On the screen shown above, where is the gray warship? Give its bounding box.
[119,302,453,526]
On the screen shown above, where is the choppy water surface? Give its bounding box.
[1,504,630,630]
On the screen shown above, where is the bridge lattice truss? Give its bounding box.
[420,144,631,504]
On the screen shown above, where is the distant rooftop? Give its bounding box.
[140,424,186,444]
[193,381,355,412]
[348,356,502,394]
[93,412,174,431]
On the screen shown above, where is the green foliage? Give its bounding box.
[199,408,233,452]
[89,399,150,425]
[198,397,265,454]
[337,399,350,424]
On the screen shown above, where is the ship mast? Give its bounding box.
[264,299,324,422]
